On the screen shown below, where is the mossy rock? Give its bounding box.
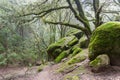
[80,39,89,48]
[47,36,79,60]
[67,37,78,47]
[89,22,120,65]
[66,29,83,39]
[89,54,110,72]
[47,38,66,53]
[52,49,62,58]
[70,46,82,57]
[67,50,87,65]
[55,51,69,63]
[37,64,45,72]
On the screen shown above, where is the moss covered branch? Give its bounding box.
[18,6,69,17]
[44,20,86,31]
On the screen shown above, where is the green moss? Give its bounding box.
[89,22,120,63]
[47,38,66,53]
[47,36,79,60]
[68,37,78,46]
[89,54,110,69]
[71,47,82,57]
[71,45,80,52]
[67,51,86,65]
[55,51,68,63]
[89,58,101,68]
[72,76,79,80]
[57,63,76,73]
[0,43,5,53]
[52,49,62,58]
[37,64,45,72]
[66,29,81,36]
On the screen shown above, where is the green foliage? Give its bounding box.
[0,43,5,53]
[20,52,38,65]
[7,52,21,64]
[0,54,7,66]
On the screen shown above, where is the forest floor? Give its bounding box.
[0,50,120,80]
[1,61,120,80]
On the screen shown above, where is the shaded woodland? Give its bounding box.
[0,0,120,80]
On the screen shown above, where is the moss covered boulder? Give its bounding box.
[67,49,87,65]
[47,36,79,60]
[55,51,69,63]
[89,54,110,71]
[66,29,83,39]
[89,21,120,65]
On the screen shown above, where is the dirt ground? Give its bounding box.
[0,64,62,80]
[0,61,120,80]
[1,49,120,80]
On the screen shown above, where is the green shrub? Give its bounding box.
[0,54,7,66]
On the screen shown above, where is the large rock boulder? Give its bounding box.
[89,21,120,66]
